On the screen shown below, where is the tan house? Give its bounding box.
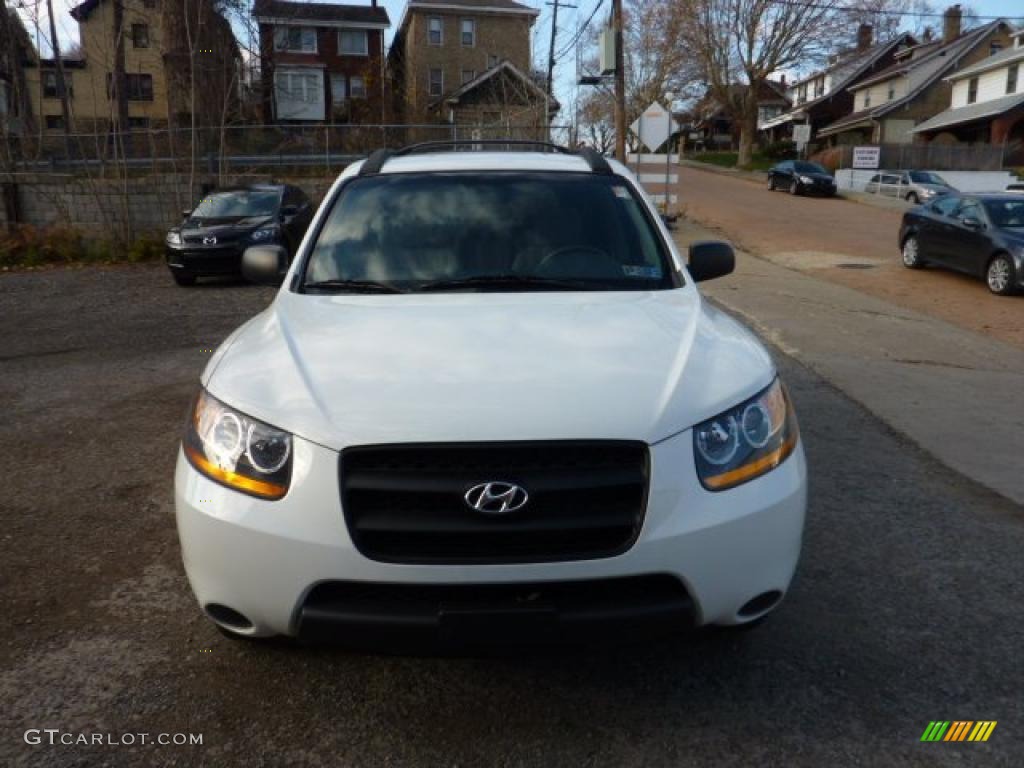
[388,0,554,130]
[817,6,1014,145]
[23,0,238,133]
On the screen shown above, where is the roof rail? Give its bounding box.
[358,148,395,176]
[355,140,614,176]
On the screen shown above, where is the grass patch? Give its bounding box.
[0,225,165,269]
[691,151,775,171]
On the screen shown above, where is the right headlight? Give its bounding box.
[183,389,292,500]
[693,378,799,491]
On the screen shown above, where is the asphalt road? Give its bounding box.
[675,165,1024,350]
[1,265,1022,766]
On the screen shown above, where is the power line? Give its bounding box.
[553,0,605,62]
[767,0,1013,20]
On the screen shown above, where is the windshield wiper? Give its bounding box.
[303,279,406,294]
[416,274,601,292]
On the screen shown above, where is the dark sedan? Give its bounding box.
[766,160,837,197]
[899,193,1024,296]
[165,184,313,286]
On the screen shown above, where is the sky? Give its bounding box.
[13,0,1023,125]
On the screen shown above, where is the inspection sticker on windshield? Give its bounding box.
[612,185,632,199]
[622,265,662,279]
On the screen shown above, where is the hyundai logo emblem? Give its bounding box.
[464,482,529,514]
[203,236,217,245]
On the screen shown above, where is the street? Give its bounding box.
[675,165,1024,350]
[2,264,1021,766]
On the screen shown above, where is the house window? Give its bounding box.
[127,116,149,129]
[429,68,443,96]
[132,23,149,48]
[274,26,317,53]
[863,91,871,108]
[990,42,1003,55]
[487,54,498,68]
[350,76,366,99]
[813,79,824,98]
[45,114,65,130]
[339,29,368,56]
[1008,63,1019,94]
[428,17,442,46]
[461,19,475,47]
[967,76,978,103]
[887,83,895,100]
[461,69,475,85]
[331,73,347,103]
[42,71,73,99]
[107,73,153,101]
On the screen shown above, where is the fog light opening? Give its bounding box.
[737,590,783,619]
[204,603,254,631]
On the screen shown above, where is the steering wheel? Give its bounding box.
[535,245,622,279]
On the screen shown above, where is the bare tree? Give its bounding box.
[44,0,74,148]
[577,0,700,152]
[679,0,855,167]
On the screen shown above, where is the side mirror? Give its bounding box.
[961,216,982,230]
[280,204,299,218]
[688,240,735,282]
[242,245,289,285]
[660,212,679,229]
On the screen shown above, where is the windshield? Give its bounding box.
[302,172,676,292]
[909,172,947,185]
[191,189,281,219]
[983,199,1024,228]
[794,162,827,174]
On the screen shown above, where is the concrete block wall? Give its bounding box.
[2,172,344,239]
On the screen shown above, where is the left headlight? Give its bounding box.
[249,226,278,242]
[183,389,292,500]
[693,378,799,491]
[166,231,182,246]
[799,175,814,184]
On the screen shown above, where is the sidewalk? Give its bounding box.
[673,219,1024,507]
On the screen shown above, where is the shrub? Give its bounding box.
[762,140,797,160]
[0,225,164,268]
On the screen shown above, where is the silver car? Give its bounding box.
[864,171,956,204]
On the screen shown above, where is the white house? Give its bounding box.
[913,26,1024,157]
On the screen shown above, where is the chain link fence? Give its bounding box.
[4,123,574,178]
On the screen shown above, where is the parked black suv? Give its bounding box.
[165,184,313,286]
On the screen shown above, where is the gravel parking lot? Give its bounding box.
[1,265,1022,766]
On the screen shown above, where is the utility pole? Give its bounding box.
[545,1,576,137]
[612,0,625,162]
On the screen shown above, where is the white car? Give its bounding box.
[175,144,808,647]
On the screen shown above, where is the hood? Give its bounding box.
[203,290,775,450]
[181,214,275,233]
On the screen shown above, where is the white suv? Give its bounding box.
[174,143,807,647]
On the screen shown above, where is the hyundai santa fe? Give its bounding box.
[174,142,808,647]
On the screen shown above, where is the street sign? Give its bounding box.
[852,146,881,169]
[630,101,677,152]
[792,124,811,145]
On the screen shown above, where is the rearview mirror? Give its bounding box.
[961,216,982,230]
[242,245,288,285]
[688,240,735,282]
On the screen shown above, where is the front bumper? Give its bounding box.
[175,431,807,643]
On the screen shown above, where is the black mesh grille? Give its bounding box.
[339,441,649,564]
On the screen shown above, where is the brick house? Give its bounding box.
[22,0,239,133]
[254,0,390,124]
[388,0,553,128]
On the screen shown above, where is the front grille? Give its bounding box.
[339,441,649,564]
